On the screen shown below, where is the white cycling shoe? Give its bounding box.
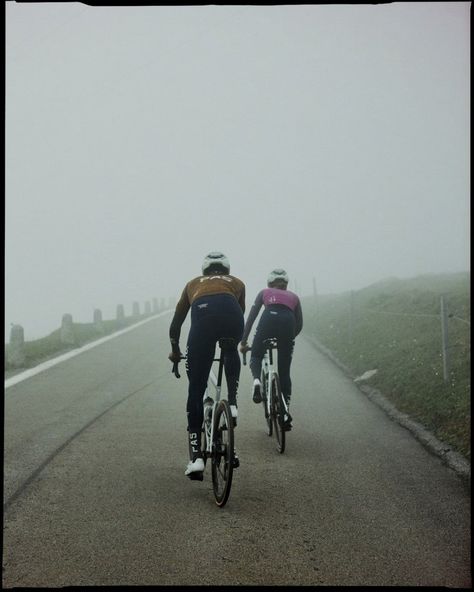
[252,379,262,404]
[185,457,205,480]
[230,405,238,419]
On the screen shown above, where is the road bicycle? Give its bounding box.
[172,338,237,507]
[244,338,289,454]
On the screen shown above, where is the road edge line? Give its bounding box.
[302,333,471,482]
[4,310,173,390]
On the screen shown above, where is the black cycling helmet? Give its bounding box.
[202,251,230,275]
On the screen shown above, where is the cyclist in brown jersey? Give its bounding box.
[168,252,246,478]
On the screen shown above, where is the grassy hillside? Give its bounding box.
[302,272,470,460]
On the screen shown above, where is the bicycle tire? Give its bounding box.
[211,399,234,507]
[261,367,272,436]
[271,373,285,454]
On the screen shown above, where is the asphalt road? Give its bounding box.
[3,312,471,587]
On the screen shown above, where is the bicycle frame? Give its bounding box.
[202,363,222,456]
[173,344,227,455]
[172,338,236,506]
[262,339,289,418]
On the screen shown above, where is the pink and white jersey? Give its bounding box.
[262,287,299,311]
[241,285,303,343]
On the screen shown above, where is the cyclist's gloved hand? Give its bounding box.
[168,344,182,364]
[168,351,181,363]
[239,341,251,354]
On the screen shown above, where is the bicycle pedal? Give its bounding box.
[232,456,240,469]
[187,471,204,481]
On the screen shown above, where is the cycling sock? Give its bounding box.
[188,430,202,461]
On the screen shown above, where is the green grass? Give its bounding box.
[302,272,470,460]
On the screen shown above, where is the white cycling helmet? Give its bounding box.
[202,251,230,275]
[267,268,289,286]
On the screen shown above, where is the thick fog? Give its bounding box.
[5,2,470,341]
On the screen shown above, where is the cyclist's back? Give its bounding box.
[260,286,300,311]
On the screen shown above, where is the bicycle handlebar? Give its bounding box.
[241,346,251,366]
[171,355,186,379]
[172,361,181,378]
[241,339,275,367]
[173,343,251,376]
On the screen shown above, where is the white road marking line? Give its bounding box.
[4,310,173,389]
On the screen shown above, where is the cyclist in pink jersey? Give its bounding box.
[239,269,303,430]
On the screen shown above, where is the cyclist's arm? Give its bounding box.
[241,290,264,344]
[294,299,303,337]
[238,285,246,314]
[169,286,191,351]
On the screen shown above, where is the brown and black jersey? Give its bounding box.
[169,274,246,345]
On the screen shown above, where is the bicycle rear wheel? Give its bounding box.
[211,400,234,507]
[271,373,285,454]
[261,367,272,436]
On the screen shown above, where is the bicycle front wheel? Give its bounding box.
[271,373,285,454]
[211,400,234,507]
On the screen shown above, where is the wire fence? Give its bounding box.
[363,297,469,382]
[309,289,470,384]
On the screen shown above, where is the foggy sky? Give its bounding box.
[5,2,470,341]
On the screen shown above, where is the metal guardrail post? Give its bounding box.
[8,324,26,367]
[60,313,75,345]
[349,290,355,345]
